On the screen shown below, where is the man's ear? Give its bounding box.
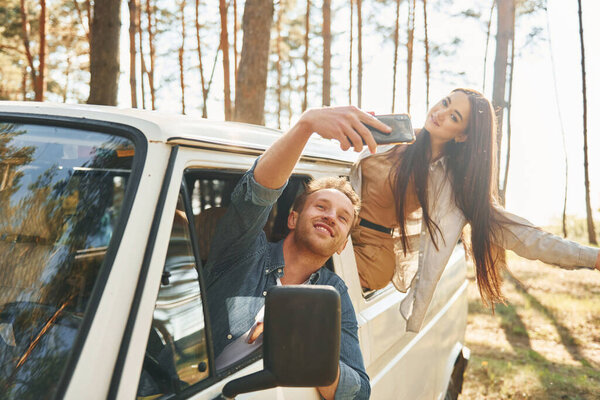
[287,211,298,230]
[335,238,349,255]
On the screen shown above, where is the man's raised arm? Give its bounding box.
[254,107,390,189]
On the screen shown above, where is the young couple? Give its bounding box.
[206,88,600,399]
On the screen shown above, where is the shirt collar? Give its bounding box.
[265,239,321,283]
[430,155,447,171]
[265,240,286,278]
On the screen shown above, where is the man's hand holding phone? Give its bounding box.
[297,107,415,153]
[255,106,408,190]
[297,106,391,154]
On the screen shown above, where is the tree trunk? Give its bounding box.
[36,0,46,101]
[179,0,186,114]
[302,0,310,112]
[137,0,147,109]
[482,0,496,93]
[21,67,27,100]
[545,4,568,237]
[500,13,515,205]
[128,0,138,108]
[73,0,91,43]
[406,0,415,113]
[492,0,514,193]
[234,0,239,84]
[86,0,92,39]
[206,48,221,113]
[322,0,331,107]
[87,0,121,106]
[146,0,156,109]
[348,0,353,104]
[219,0,232,120]
[391,0,400,112]
[577,0,597,244]
[422,0,430,110]
[276,0,283,128]
[233,0,274,125]
[195,0,208,117]
[63,55,72,102]
[357,0,362,108]
[19,0,37,96]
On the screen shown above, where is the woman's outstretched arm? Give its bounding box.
[493,206,600,271]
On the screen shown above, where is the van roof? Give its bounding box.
[0,101,361,165]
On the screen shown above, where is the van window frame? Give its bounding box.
[0,113,147,400]
[181,167,316,383]
[133,183,215,398]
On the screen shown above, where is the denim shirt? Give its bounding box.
[205,160,370,400]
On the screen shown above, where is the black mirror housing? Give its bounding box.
[221,285,341,398]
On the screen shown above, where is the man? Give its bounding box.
[204,107,390,399]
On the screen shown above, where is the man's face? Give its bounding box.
[288,188,355,257]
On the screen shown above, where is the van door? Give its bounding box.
[110,146,320,399]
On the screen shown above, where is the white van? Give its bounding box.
[0,103,469,400]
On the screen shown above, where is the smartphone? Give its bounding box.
[363,114,415,145]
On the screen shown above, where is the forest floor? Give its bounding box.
[460,249,600,400]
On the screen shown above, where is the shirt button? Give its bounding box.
[227,334,232,340]
[421,231,426,236]
[277,269,282,273]
[263,291,267,296]
[265,269,269,273]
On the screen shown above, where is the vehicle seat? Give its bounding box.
[194,207,228,264]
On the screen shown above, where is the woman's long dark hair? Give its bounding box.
[390,88,506,307]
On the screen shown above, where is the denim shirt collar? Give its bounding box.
[266,240,321,284]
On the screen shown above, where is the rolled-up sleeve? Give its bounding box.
[206,158,287,277]
[494,206,599,269]
[336,361,362,400]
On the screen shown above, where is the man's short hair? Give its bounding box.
[292,176,361,225]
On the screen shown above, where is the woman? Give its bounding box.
[350,88,600,333]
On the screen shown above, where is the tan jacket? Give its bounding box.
[351,146,600,333]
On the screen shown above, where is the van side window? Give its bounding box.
[136,194,209,398]
[182,169,310,375]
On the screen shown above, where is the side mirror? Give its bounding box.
[221,285,341,398]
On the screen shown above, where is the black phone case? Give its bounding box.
[365,114,415,145]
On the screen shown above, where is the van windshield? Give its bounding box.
[0,122,137,399]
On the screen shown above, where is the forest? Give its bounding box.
[0,0,598,244]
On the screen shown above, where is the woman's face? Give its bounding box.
[424,91,471,143]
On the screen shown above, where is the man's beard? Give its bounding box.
[292,215,344,258]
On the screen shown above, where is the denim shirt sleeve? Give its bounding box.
[205,158,287,279]
[334,285,370,399]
